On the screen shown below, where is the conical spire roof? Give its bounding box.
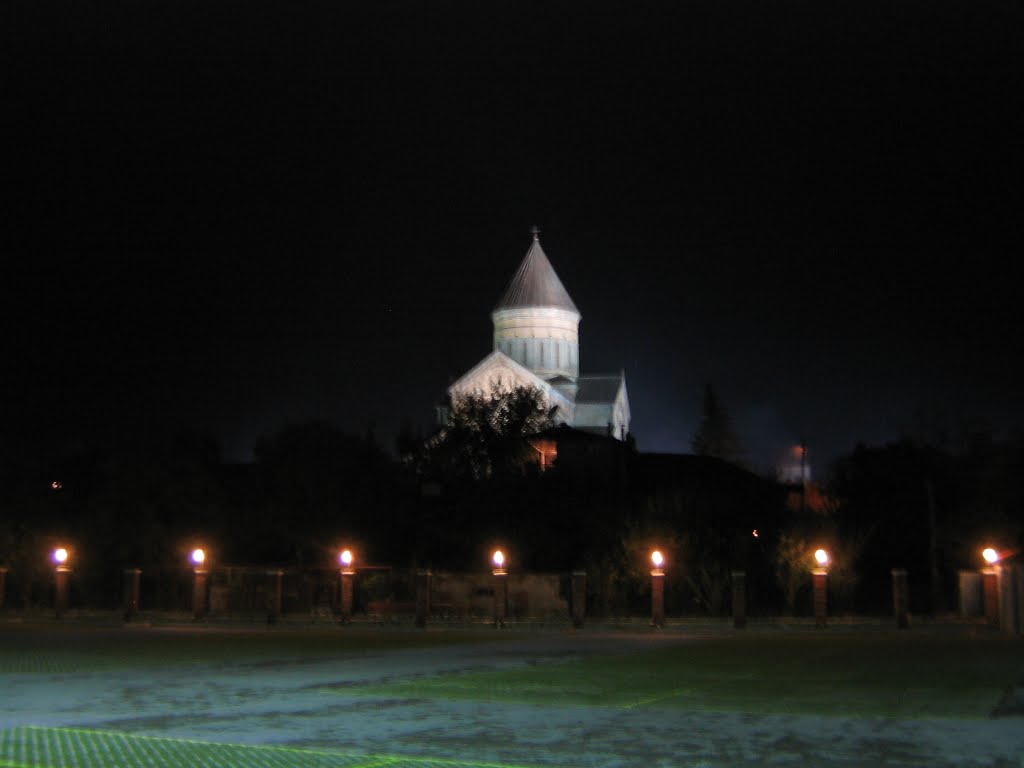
[494,231,579,313]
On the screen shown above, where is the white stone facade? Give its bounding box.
[447,233,630,440]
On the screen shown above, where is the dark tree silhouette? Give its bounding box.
[691,383,745,465]
[426,385,557,480]
[253,421,406,563]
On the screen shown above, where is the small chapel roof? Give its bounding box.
[494,229,579,314]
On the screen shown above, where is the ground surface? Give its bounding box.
[1,619,1022,767]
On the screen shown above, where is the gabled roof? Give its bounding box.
[494,233,579,314]
[447,350,574,410]
[546,374,577,386]
[575,374,625,404]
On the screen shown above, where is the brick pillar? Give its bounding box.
[891,568,909,629]
[732,570,747,629]
[192,568,209,621]
[651,569,665,628]
[415,570,431,628]
[813,569,828,628]
[571,571,586,629]
[983,568,1001,628]
[493,569,508,628]
[1000,564,1021,636]
[339,569,355,624]
[123,568,141,622]
[55,565,70,619]
[266,569,283,625]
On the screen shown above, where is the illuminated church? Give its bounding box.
[446,230,631,440]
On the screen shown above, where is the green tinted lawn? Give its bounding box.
[353,631,1023,719]
[0,624,504,674]
[0,727,525,768]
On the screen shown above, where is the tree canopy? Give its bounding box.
[426,385,557,480]
[691,383,745,465]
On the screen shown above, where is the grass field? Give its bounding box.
[349,631,1024,719]
[0,727,533,768]
[1,624,1021,767]
[0,624,505,675]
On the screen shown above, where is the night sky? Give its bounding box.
[5,0,1023,475]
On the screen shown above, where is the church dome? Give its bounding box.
[494,230,579,314]
[492,230,581,381]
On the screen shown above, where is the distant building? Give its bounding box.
[777,444,812,485]
[444,230,631,440]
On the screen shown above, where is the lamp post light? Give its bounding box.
[813,549,829,628]
[191,548,209,621]
[53,547,70,619]
[492,549,508,628]
[982,547,1001,627]
[339,549,355,624]
[650,550,665,628]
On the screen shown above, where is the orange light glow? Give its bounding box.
[191,548,206,566]
[492,550,505,568]
[530,438,558,471]
[339,549,354,567]
[814,549,829,567]
[752,529,759,538]
[53,548,68,564]
[982,548,999,565]
[651,550,664,568]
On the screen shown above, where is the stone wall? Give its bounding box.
[430,572,568,621]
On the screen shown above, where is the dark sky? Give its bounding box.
[5,0,1023,475]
